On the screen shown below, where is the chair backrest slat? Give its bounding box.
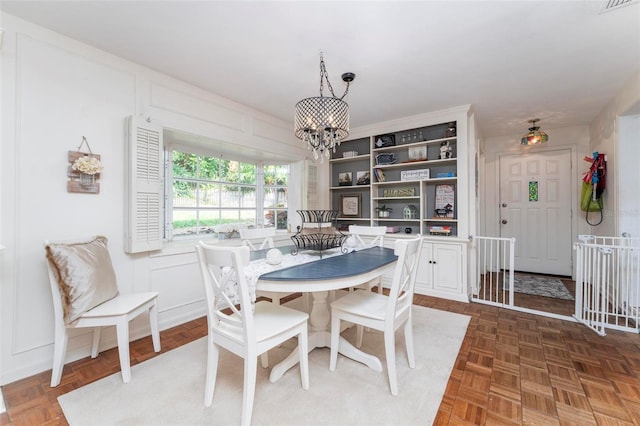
[349,225,386,248]
[239,228,276,251]
[386,235,423,318]
[196,242,254,342]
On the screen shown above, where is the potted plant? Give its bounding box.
[376,205,392,218]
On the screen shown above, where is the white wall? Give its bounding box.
[0,14,309,384]
[589,73,640,237]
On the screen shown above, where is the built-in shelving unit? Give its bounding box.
[327,106,473,303]
[330,115,465,237]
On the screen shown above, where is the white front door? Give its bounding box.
[499,149,572,275]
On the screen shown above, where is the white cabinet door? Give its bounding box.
[432,243,463,293]
[414,240,467,302]
[415,242,433,291]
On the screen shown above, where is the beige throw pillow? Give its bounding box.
[45,236,119,324]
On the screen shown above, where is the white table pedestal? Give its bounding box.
[269,290,382,383]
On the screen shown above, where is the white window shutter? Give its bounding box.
[125,116,164,253]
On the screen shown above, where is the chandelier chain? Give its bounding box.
[319,53,349,100]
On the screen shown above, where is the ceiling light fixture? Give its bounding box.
[294,53,355,161]
[521,118,549,145]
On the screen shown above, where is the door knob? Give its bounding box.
[501,203,507,207]
[501,220,507,224]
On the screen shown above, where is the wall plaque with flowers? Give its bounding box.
[67,136,103,194]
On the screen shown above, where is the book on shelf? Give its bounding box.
[373,168,386,182]
[429,225,452,236]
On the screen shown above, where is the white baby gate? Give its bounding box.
[470,236,516,308]
[574,235,640,336]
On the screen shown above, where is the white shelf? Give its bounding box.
[372,136,456,153]
[373,218,421,222]
[423,218,458,223]
[336,217,370,221]
[330,185,371,190]
[372,196,420,200]
[372,180,424,186]
[373,158,456,169]
[329,154,371,163]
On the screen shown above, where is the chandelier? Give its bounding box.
[521,118,549,145]
[294,53,355,161]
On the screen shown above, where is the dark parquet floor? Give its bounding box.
[2,290,640,425]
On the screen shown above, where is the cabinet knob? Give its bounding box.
[501,220,508,224]
[501,203,507,207]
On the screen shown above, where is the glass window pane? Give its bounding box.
[275,165,289,186]
[276,188,287,208]
[198,210,219,234]
[221,210,240,221]
[172,210,197,238]
[240,210,256,223]
[221,185,239,207]
[264,165,276,185]
[264,188,276,208]
[264,188,287,208]
[173,181,197,207]
[172,152,197,178]
[220,160,239,183]
[239,187,256,208]
[276,210,288,230]
[198,183,220,207]
[240,162,256,184]
[199,156,219,180]
[264,209,275,227]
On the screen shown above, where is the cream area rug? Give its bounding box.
[58,303,470,425]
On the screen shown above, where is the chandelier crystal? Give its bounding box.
[521,118,549,145]
[295,53,355,161]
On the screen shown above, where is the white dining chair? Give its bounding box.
[348,225,387,293]
[45,236,161,387]
[196,242,309,426]
[240,227,309,311]
[329,234,423,396]
[239,227,276,251]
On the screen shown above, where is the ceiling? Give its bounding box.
[1,1,639,139]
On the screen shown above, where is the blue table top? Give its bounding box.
[258,246,397,281]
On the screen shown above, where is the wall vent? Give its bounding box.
[600,0,638,13]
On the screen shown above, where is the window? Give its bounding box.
[169,150,289,239]
[263,164,289,230]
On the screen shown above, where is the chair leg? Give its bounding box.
[260,352,269,368]
[329,312,340,371]
[204,336,219,407]
[90,327,102,358]
[384,330,398,396]
[149,299,161,352]
[115,318,132,383]
[404,317,416,368]
[50,326,68,387]
[241,356,258,426]
[302,292,311,313]
[356,325,365,348]
[298,327,309,390]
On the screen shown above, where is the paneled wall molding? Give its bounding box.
[150,83,247,132]
[0,14,308,385]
